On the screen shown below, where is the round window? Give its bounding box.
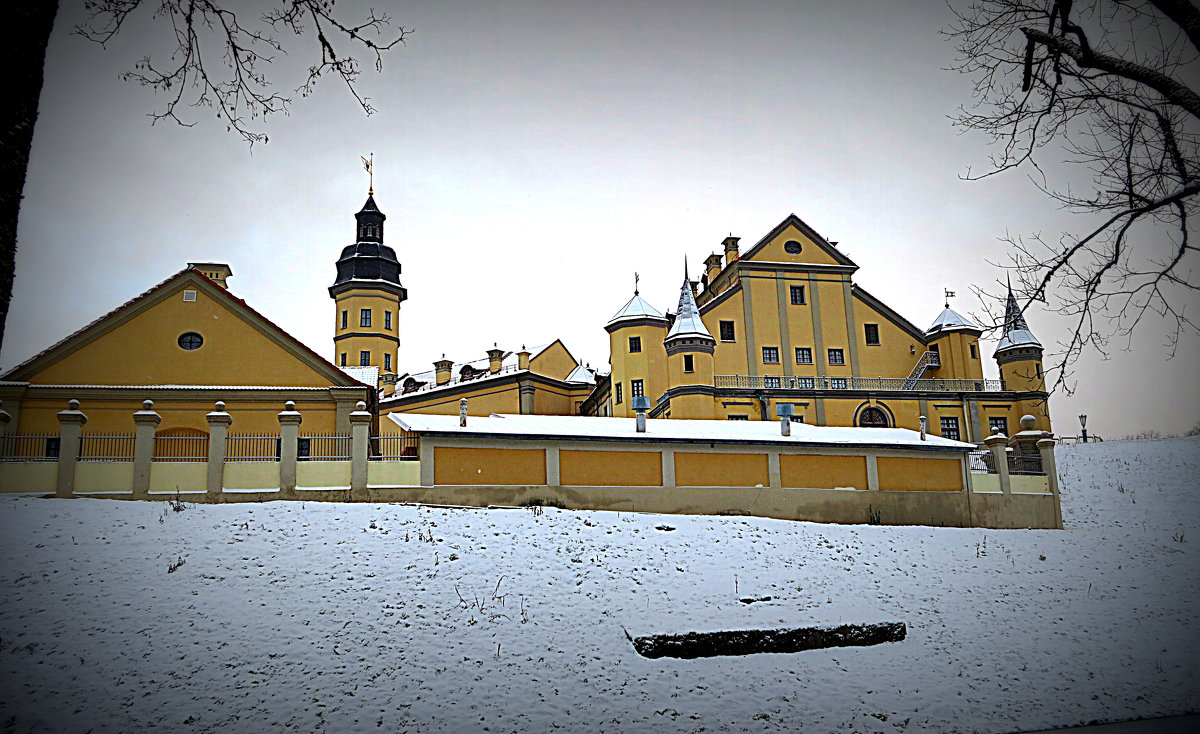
[784,240,802,254]
[178,332,203,350]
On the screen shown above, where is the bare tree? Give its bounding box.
[947,0,1199,392]
[0,0,411,353]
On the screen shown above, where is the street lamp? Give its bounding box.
[1079,414,1088,444]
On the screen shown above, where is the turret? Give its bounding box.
[663,265,716,419]
[925,298,983,381]
[605,287,667,418]
[994,280,1045,392]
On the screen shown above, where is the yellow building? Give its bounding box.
[602,214,1051,441]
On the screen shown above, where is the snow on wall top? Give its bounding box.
[390,412,974,450]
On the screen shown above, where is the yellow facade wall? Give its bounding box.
[530,341,577,380]
[743,224,843,266]
[703,290,749,377]
[877,456,963,491]
[385,383,521,417]
[779,454,867,490]
[609,322,667,417]
[434,446,547,486]
[559,450,663,487]
[852,297,923,379]
[674,452,769,487]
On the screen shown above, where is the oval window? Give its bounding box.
[784,240,802,254]
[178,332,203,350]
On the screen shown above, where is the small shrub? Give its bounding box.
[519,498,566,509]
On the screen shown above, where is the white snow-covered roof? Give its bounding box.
[607,293,666,327]
[565,364,596,384]
[996,281,1042,352]
[665,277,713,342]
[390,413,974,450]
[926,307,981,336]
[996,328,1042,351]
[339,365,379,386]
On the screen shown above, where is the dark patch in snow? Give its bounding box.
[630,622,906,659]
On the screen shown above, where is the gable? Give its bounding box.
[739,214,857,268]
[7,271,358,388]
[529,339,578,381]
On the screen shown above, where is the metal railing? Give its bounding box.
[714,375,1005,392]
[905,350,941,385]
[226,434,280,462]
[153,435,209,462]
[300,435,351,461]
[398,362,524,396]
[968,449,996,474]
[78,434,136,462]
[1007,453,1045,475]
[371,435,419,461]
[0,434,60,462]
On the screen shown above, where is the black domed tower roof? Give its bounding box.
[329,194,407,301]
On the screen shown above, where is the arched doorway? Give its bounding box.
[858,407,889,428]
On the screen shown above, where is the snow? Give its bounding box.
[1,437,1197,733]
[392,412,976,449]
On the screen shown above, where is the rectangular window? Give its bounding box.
[360,350,371,366]
[628,336,642,353]
[340,353,347,367]
[615,383,623,404]
[830,377,847,389]
[764,376,781,389]
[989,417,1009,436]
[762,347,780,364]
[631,379,644,398]
[970,343,978,359]
[797,377,815,389]
[719,321,736,341]
[795,347,812,364]
[341,310,348,329]
[864,323,880,346]
[940,417,961,441]
[683,354,694,373]
[383,353,392,372]
[790,285,806,305]
[360,309,372,328]
[828,348,845,365]
[727,415,749,421]
[385,311,392,330]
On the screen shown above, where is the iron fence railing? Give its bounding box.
[0,434,61,462]
[226,434,280,462]
[968,449,996,474]
[300,435,351,461]
[1007,453,1045,475]
[153,435,209,462]
[371,435,419,461]
[714,375,1005,392]
[78,434,136,462]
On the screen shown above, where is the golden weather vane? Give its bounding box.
[361,152,374,195]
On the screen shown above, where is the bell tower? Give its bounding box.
[329,191,407,382]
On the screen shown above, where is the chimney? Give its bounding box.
[188,262,232,289]
[722,236,740,268]
[919,415,927,441]
[517,345,531,371]
[459,398,468,427]
[487,344,505,374]
[704,252,722,286]
[776,402,794,436]
[434,356,453,385]
[380,372,398,398]
[632,395,650,432]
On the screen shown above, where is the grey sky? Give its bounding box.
[6,0,1197,437]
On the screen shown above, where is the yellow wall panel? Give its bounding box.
[434,446,547,486]
[877,456,963,491]
[560,450,663,487]
[674,452,769,487]
[779,454,867,489]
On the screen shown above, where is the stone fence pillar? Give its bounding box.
[278,401,302,496]
[56,399,87,499]
[132,400,161,498]
[205,401,232,501]
[984,433,1011,495]
[349,401,371,500]
[1038,437,1063,528]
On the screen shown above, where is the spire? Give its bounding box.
[666,269,713,342]
[996,275,1041,351]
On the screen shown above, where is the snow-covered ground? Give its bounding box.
[1,437,1197,733]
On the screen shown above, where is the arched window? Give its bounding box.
[858,407,889,428]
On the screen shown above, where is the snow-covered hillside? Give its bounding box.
[1,437,1197,733]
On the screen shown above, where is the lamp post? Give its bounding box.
[1079,414,1088,444]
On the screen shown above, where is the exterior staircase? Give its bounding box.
[904,351,941,389]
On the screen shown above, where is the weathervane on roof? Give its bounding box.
[634,272,640,296]
[360,152,374,195]
[944,288,956,308]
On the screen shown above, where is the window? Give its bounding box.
[1036,364,1043,378]
[178,332,203,351]
[864,323,880,346]
[385,311,392,330]
[360,309,372,328]
[629,336,642,353]
[989,417,1009,436]
[182,289,197,302]
[764,376,781,389]
[784,240,803,254]
[384,353,392,372]
[631,379,644,398]
[930,343,940,355]
[828,348,845,365]
[615,383,623,404]
[858,407,889,427]
[340,353,347,367]
[797,377,815,389]
[683,354,694,373]
[762,347,780,364]
[970,343,978,359]
[360,350,371,366]
[795,347,812,364]
[830,377,847,389]
[727,415,749,421]
[790,285,806,305]
[341,310,348,329]
[940,417,961,441]
[719,321,736,341]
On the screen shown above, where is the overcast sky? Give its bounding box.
[6,0,1197,437]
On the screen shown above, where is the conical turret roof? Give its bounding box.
[666,270,713,342]
[996,279,1041,352]
[607,293,666,327]
[926,306,981,336]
